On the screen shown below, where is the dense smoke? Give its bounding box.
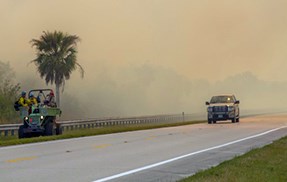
[1,1,287,120]
[17,63,287,120]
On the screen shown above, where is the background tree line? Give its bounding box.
[0,61,20,124]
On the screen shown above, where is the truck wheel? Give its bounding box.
[236,117,240,122]
[18,125,25,139]
[232,118,236,123]
[44,122,53,136]
[208,119,212,124]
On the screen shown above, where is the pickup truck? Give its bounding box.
[205,94,240,124]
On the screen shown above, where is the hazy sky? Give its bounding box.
[1,1,287,117]
[1,0,287,82]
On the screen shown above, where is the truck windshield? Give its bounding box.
[210,96,235,104]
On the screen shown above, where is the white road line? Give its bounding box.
[93,125,287,182]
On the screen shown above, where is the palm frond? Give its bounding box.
[30,30,83,89]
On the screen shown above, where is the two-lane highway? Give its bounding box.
[1,114,287,182]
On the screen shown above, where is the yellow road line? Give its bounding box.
[94,144,111,149]
[6,156,38,163]
[145,136,157,140]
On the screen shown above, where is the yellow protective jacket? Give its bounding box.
[29,97,38,106]
[18,97,28,107]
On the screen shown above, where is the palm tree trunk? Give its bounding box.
[56,83,60,108]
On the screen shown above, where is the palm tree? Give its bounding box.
[30,31,84,108]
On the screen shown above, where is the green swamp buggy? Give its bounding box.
[18,89,62,139]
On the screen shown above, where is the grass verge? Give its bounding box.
[0,120,204,147]
[181,135,287,182]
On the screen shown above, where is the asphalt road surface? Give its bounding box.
[1,114,287,182]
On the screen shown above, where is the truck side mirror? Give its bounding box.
[235,100,240,104]
[205,102,210,105]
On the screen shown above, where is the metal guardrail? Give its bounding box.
[0,124,21,137]
[0,113,200,137]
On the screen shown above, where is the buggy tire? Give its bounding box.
[18,125,25,139]
[56,126,62,135]
[232,118,236,123]
[44,122,53,136]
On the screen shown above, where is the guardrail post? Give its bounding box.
[11,130,15,136]
[5,130,8,137]
[181,112,184,122]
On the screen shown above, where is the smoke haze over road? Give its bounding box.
[1,0,287,119]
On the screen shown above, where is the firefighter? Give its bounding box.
[45,90,56,107]
[28,93,38,106]
[18,91,29,107]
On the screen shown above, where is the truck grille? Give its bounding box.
[213,106,227,112]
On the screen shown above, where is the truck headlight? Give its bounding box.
[228,106,234,111]
[207,107,213,112]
